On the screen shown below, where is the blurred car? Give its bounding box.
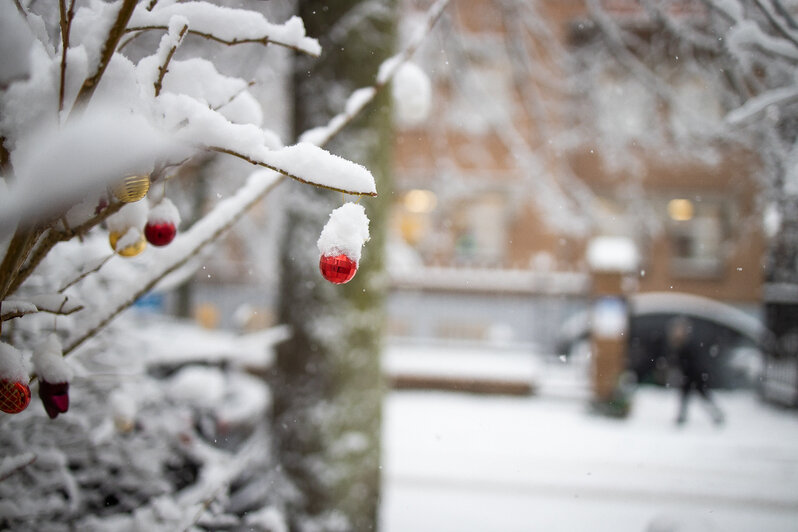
[556,292,770,388]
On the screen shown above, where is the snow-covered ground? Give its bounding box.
[380,345,798,532]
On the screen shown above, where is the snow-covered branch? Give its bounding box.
[127,1,321,57]
[153,22,189,97]
[1,295,83,323]
[63,170,282,356]
[300,0,451,146]
[209,144,377,197]
[72,0,138,111]
[726,85,798,124]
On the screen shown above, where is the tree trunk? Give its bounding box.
[271,1,395,530]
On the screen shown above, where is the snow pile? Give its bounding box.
[0,342,28,382]
[317,203,371,262]
[393,62,431,127]
[32,334,72,384]
[107,201,149,234]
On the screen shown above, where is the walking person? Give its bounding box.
[667,316,725,425]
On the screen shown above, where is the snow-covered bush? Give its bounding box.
[0,0,399,528]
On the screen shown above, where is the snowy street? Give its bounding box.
[380,346,798,532]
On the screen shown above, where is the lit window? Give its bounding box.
[667,198,726,278]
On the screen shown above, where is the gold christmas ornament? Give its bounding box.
[109,230,147,257]
[111,174,151,203]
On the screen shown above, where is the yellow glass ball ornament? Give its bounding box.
[111,174,150,203]
[109,230,147,257]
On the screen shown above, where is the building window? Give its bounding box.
[666,197,726,278]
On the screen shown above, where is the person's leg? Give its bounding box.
[696,379,724,424]
[676,378,691,424]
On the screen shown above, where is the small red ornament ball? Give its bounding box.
[144,221,177,246]
[0,379,31,414]
[319,253,357,284]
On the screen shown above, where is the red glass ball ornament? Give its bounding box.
[0,379,31,414]
[319,253,358,284]
[144,221,177,246]
[39,381,70,419]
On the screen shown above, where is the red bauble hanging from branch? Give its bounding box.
[319,253,358,284]
[0,380,31,414]
[0,342,31,414]
[317,203,370,285]
[145,198,180,247]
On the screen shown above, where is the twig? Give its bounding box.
[154,24,189,97]
[147,0,159,11]
[58,0,76,113]
[7,201,124,297]
[0,454,36,482]
[212,81,256,112]
[0,225,41,302]
[59,255,114,293]
[126,25,321,56]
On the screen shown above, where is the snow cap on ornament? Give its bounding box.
[145,198,180,246]
[32,334,72,419]
[0,342,31,414]
[107,201,148,257]
[317,203,370,284]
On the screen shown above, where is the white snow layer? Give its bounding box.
[1,104,182,229]
[129,2,322,57]
[0,342,28,382]
[148,198,181,226]
[267,143,377,195]
[317,203,371,262]
[393,62,431,127]
[107,201,149,233]
[0,0,36,86]
[32,334,72,384]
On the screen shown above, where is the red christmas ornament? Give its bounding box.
[39,381,69,419]
[0,379,31,414]
[319,254,358,284]
[144,221,177,246]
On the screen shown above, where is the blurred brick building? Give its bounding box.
[391,0,765,305]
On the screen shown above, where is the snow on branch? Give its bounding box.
[155,93,376,195]
[127,1,322,57]
[726,85,798,124]
[55,0,452,357]
[1,295,83,323]
[727,18,798,62]
[63,171,282,356]
[210,144,377,197]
